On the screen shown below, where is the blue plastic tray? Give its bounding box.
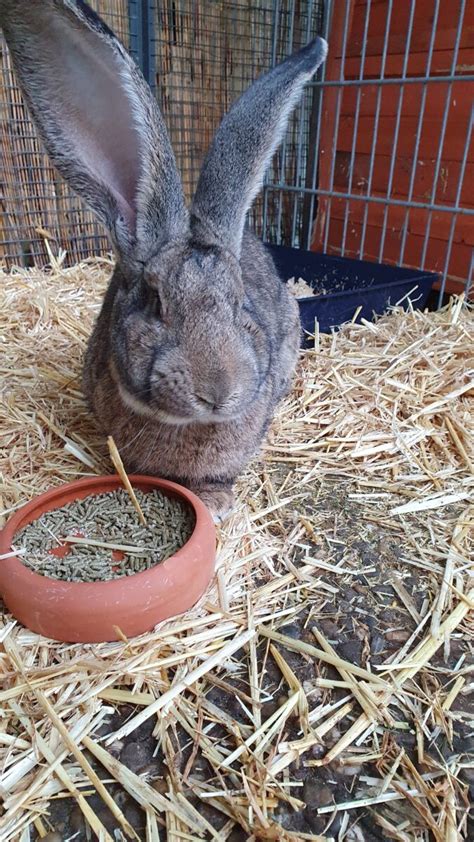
[266,244,438,345]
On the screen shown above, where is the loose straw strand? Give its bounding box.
[107,435,147,526]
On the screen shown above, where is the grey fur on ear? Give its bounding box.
[191,36,328,258]
[0,0,187,260]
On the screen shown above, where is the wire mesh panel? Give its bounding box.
[0,0,325,268]
[151,0,324,245]
[0,0,130,267]
[307,0,473,300]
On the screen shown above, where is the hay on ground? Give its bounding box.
[0,254,472,841]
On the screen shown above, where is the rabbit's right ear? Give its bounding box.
[0,0,187,261]
[191,37,327,258]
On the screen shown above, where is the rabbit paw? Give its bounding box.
[195,489,235,523]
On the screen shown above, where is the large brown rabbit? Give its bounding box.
[1,0,327,518]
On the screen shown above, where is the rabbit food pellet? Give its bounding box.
[15,488,195,582]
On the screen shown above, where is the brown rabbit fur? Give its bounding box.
[1,0,327,518]
[83,232,300,515]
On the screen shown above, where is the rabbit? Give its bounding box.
[1,0,327,519]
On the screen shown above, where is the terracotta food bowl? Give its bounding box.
[0,475,216,643]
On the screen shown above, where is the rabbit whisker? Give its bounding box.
[117,421,150,453]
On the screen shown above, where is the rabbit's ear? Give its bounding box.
[0,0,187,260]
[191,37,327,258]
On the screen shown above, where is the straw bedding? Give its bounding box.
[0,253,473,841]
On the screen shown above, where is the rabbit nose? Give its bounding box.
[196,395,219,411]
[195,372,230,411]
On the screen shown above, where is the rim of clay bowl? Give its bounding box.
[0,475,216,643]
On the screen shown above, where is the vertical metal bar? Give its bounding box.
[262,0,281,242]
[419,0,466,274]
[275,0,297,245]
[290,0,315,248]
[467,251,474,299]
[398,0,440,266]
[301,84,320,248]
[322,0,353,253]
[304,0,332,250]
[438,106,473,302]
[358,0,394,259]
[128,1,140,70]
[340,0,372,257]
[377,0,417,262]
[146,1,156,94]
[128,0,156,89]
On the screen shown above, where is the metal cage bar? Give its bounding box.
[440,107,473,298]
[419,0,467,299]
[128,0,156,90]
[357,0,394,260]
[340,0,371,257]
[376,0,417,262]
[322,0,352,254]
[398,0,441,270]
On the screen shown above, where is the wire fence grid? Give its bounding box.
[0,1,472,301]
[306,0,473,301]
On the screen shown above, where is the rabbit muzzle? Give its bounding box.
[111,328,260,426]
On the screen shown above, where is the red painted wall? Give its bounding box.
[312,0,473,295]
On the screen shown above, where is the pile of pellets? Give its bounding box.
[15,488,195,582]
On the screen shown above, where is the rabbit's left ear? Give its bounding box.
[191,37,327,258]
[0,0,187,261]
